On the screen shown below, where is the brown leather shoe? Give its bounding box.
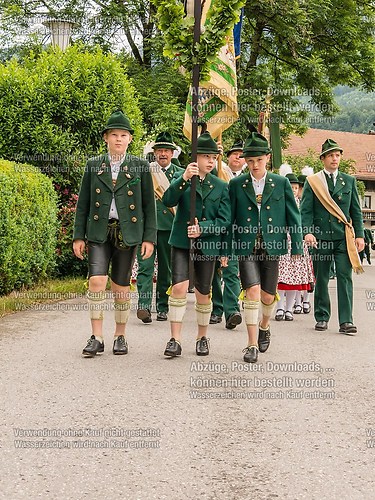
[137,308,152,323]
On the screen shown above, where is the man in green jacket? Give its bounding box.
[210,140,244,329]
[73,110,156,357]
[300,138,364,335]
[136,132,184,323]
[229,132,303,363]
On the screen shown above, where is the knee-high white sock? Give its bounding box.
[87,290,106,320]
[243,299,259,325]
[195,301,212,327]
[114,300,131,324]
[168,297,187,323]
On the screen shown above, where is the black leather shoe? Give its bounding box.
[243,345,259,363]
[210,314,222,324]
[339,322,357,335]
[82,335,104,357]
[258,325,271,353]
[164,338,182,357]
[225,312,242,330]
[196,336,210,356]
[315,321,328,331]
[113,335,128,355]
[137,308,152,323]
[156,311,168,321]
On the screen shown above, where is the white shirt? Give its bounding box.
[323,168,338,186]
[250,172,267,214]
[109,154,125,220]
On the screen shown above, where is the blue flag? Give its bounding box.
[234,7,244,59]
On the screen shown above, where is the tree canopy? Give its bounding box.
[1,0,374,144]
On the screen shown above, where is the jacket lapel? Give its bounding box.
[202,174,217,200]
[332,173,346,197]
[113,157,135,191]
[261,173,275,206]
[241,174,257,206]
[96,155,113,191]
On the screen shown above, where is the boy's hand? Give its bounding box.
[183,162,199,181]
[220,256,228,267]
[304,233,317,247]
[73,239,86,260]
[188,217,201,239]
[141,241,154,259]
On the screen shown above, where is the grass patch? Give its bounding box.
[0,277,87,318]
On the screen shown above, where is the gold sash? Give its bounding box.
[150,161,176,216]
[307,171,363,274]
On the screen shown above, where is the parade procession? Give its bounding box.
[0,1,374,499]
[70,1,366,363]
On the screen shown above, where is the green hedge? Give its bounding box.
[0,45,144,195]
[0,160,58,295]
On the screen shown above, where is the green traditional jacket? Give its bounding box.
[73,154,157,245]
[300,171,364,241]
[162,172,231,256]
[154,163,184,231]
[228,172,303,256]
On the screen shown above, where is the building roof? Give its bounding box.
[283,128,375,180]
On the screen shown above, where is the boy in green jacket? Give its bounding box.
[161,132,231,357]
[229,132,303,363]
[73,110,156,357]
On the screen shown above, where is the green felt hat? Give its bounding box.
[298,174,307,186]
[286,173,299,184]
[152,131,177,150]
[196,131,219,154]
[241,132,272,158]
[171,157,181,167]
[101,110,134,135]
[226,139,244,156]
[320,138,343,158]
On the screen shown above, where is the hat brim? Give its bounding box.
[226,148,243,156]
[102,125,134,135]
[197,149,219,155]
[320,147,343,158]
[240,149,272,158]
[152,142,177,151]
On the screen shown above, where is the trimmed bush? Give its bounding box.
[0,160,58,295]
[0,45,144,195]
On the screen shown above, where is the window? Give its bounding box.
[363,196,371,209]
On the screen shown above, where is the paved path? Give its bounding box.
[0,264,374,500]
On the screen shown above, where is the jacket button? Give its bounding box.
[268,218,272,222]
[93,215,99,220]
[95,202,100,207]
[129,204,135,210]
[202,217,207,221]
[267,206,270,210]
[131,217,137,223]
[248,207,251,210]
[163,210,167,214]
[96,188,101,194]
[247,218,251,222]
[128,190,133,196]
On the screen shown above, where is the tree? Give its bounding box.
[1,0,375,144]
[0,0,157,67]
